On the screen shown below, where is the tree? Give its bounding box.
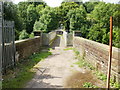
[67,5,88,36]
[62,0,83,5]
[19,30,29,40]
[18,2,29,30]
[88,2,120,47]
[4,2,25,40]
[58,2,79,30]
[26,4,39,33]
[83,1,99,13]
[33,7,59,32]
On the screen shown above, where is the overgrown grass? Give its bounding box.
[110,79,120,88]
[93,71,107,81]
[73,49,120,88]
[63,47,73,51]
[73,49,95,70]
[70,65,74,67]
[83,82,98,88]
[2,50,52,88]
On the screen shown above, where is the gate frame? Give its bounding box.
[0,1,16,74]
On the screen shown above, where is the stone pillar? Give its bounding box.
[33,31,42,46]
[73,31,81,37]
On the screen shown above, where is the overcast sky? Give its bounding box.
[12,0,119,7]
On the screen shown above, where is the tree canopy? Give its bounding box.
[3,0,120,48]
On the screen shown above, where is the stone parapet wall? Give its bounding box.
[73,37,120,82]
[42,31,57,46]
[48,31,56,44]
[15,36,41,61]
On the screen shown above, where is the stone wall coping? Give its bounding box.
[75,37,120,53]
[15,36,40,44]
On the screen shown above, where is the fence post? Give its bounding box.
[106,16,113,89]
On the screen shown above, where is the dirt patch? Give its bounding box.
[65,69,105,88]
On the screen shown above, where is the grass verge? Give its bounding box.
[2,50,52,88]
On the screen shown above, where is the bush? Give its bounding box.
[19,30,29,40]
[29,33,34,38]
[33,21,42,31]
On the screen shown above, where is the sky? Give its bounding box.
[12,0,119,7]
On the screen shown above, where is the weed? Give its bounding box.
[74,50,80,56]
[2,50,52,88]
[63,47,73,51]
[74,56,95,70]
[70,65,74,67]
[113,82,120,88]
[57,35,62,37]
[83,82,98,88]
[73,49,119,88]
[49,48,53,50]
[110,79,120,88]
[94,71,107,81]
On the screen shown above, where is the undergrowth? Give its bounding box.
[73,49,120,88]
[83,82,98,88]
[2,50,52,88]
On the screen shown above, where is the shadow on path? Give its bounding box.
[28,73,62,88]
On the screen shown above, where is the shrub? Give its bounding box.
[19,30,29,40]
[29,33,34,38]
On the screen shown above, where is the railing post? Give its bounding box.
[106,16,113,89]
[0,1,3,89]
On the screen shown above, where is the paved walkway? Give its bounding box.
[25,36,105,88]
[25,47,105,88]
[25,47,79,88]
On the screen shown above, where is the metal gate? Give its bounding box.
[0,2,15,73]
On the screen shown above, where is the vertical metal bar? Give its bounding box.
[0,2,3,89]
[12,21,16,67]
[106,16,113,89]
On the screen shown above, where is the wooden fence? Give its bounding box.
[0,2,15,73]
[2,21,15,73]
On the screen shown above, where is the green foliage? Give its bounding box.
[29,33,34,38]
[94,71,107,81]
[26,4,39,33]
[74,59,95,70]
[83,82,98,88]
[67,5,89,37]
[84,1,99,13]
[36,4,45,15]
[113,27,120,48]
[3,50,52,88]
[34,7,59,32]
[4,2,25,40]
[74,50,80,56]
[58,2,79,30]
[110,79,120,88]
[73,49,95,70]
[33,20,42,31]
[19,30,29,40]
[63,47,74,51]
[4,0,120,48]
[113,82,120,88]
[87,2,120,48]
